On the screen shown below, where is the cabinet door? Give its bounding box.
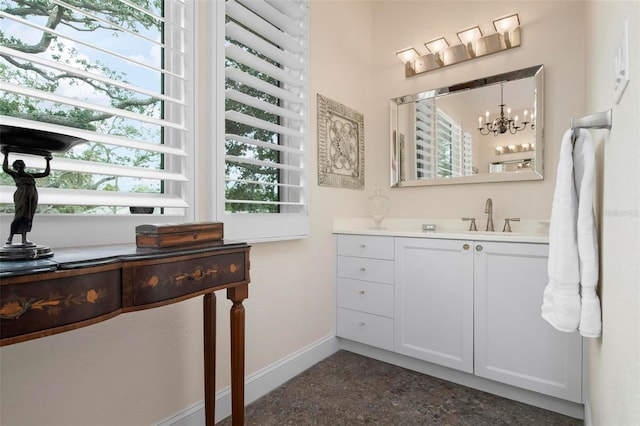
[474,242,583,403]
[395,238,474,373]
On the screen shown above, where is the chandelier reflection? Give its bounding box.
[478,83,534,136]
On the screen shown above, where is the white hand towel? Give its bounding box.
[573,130,602,337]
[541,129,602,337]
[542,129,581,332]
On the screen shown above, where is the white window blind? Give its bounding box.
[436,109,461,178]
[0,0,193,216]
[414,102,473,180]
[222,0,309,241]
[415,99,435,179]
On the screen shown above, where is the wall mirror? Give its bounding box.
[390,65,544,187]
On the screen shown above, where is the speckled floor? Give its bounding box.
[218,350,582,426]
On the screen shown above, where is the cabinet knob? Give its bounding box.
[360,267,366,272]
[359,244,366,249]
[463,244,470,250]
[358,290,365,295]
[358,322,365,327]
[476,245,483,251]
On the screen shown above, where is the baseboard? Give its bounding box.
[158,334,586,424]
[156,334,339,426]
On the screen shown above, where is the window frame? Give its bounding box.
[213,0,309,243]
[0,0,196,247]
[0,0,309,247]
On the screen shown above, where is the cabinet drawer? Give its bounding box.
[337,308,394,351]
[0,268,122,342]
[337,256,394,284]
[336,235,394,259]
[129,251,246,307]
[337,278,393,318]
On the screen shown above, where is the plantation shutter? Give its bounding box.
[222,0,309,241]
[0,0,193,214]
[414,99,435,179]
[436,109,466,178]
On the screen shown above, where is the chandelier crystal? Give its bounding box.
[478,83,533,136]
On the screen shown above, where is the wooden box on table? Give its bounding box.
[135,222,223,248]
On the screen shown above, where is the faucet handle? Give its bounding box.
[502,217,521,232]
[462,217,477,231]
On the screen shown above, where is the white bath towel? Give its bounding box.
[541,129,602,337]
[573,130,602,337]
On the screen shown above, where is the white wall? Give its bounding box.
[0,2,375,425]
[584,2,640,425]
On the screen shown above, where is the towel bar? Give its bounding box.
[570,109,613,142]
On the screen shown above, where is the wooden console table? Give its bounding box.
[0,241,251,426]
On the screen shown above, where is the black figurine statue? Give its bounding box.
[2,147,51,245]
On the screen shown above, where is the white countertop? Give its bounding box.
[333,218,550,244]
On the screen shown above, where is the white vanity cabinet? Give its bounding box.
[336,232,584,408]
[393,237,582,403]
[336,235,395,351]
[394,237,474,373]
[473,241,583,403]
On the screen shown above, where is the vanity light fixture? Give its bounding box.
[493,13,521,47]
[479,83,533,137]
[395,13,522,77]
[395,47,421,64]
[457,26,483,57]
[424,37,449,54]
[396,46,439,76]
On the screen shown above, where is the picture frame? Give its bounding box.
[317,94,364,189]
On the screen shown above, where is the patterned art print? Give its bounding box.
[317,94,364,189]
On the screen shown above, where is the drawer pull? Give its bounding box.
[359,244,366,249]
[358,322,365,327]
[358,290,365,295]
[360,267,366,272]
[463,244,470,250]
[476,245,483,252]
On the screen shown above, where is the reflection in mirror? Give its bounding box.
[390,65,544,187]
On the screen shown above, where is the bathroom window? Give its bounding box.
[0,0,309,243]
[0,1,193,218]
[221,0,309,241]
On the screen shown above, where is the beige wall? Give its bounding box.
[0,2,374,425]
[585,2,640,425]
[2,1,638,425]
[371,1,586,222]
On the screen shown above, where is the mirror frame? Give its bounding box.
[390,65,544,187]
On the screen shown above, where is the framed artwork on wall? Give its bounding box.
[317,94,364,189]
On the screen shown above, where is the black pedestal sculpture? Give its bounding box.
[1,125,87,260]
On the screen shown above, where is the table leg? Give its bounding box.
[227,284,248,426]
[204,292,216,426]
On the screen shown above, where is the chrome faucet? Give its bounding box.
[484,198,494,231]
